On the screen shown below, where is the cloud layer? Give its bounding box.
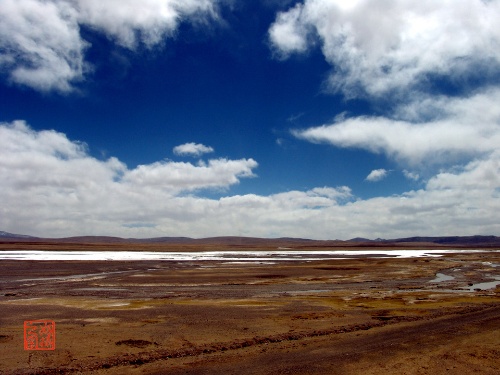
[0,0,218,92]
[1,121,499,239]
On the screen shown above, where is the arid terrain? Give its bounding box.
[0,241,499,374]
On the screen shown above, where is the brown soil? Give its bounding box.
[0,247,499,374]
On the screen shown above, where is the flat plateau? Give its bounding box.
[0,244,499,374]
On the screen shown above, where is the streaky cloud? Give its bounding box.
[293,89,500,167]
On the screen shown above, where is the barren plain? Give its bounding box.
[0,242,499,374]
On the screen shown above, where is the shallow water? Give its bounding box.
[465,277,500,291]
[429,273,455,283]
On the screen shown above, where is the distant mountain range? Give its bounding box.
[1,231,500,247]
[0,231,36,239]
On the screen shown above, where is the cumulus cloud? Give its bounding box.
[269,0,500,97]
[173,142,214,157]
[365,169,387,182]
[269,4,310,57]
[0,0,86,92]
[123,158,257,192]
[74,0,218,48]
[2,121,500,239]
[0,0,219,92]
[0,121,257,236]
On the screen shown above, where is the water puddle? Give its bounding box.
[482,262,500,268]
[429,273,455,283]
[464,277,500,291]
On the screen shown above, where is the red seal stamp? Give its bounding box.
[24,320,56,350]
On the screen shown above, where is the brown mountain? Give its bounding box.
[1,231,500,248]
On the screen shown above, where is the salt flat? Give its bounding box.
[0,248,491,261]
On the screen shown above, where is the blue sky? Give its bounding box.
[1,0,500,239]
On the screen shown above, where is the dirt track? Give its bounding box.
[146,305,500,375]
[0,247,499,374]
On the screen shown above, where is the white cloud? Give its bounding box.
[294,89,500,166]
[123,158,257,192]
[269,4,310,57]
[173,142,214,157]
[365,169,387,182]
[0,121,257,236]
[403,170,419,181]
[0,0,219,92]
[269,0,500,97]
[0,0,87,92]
[2,121,500,239]
[74,0,218,48]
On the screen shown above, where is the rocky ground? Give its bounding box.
[0,247,499,374]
